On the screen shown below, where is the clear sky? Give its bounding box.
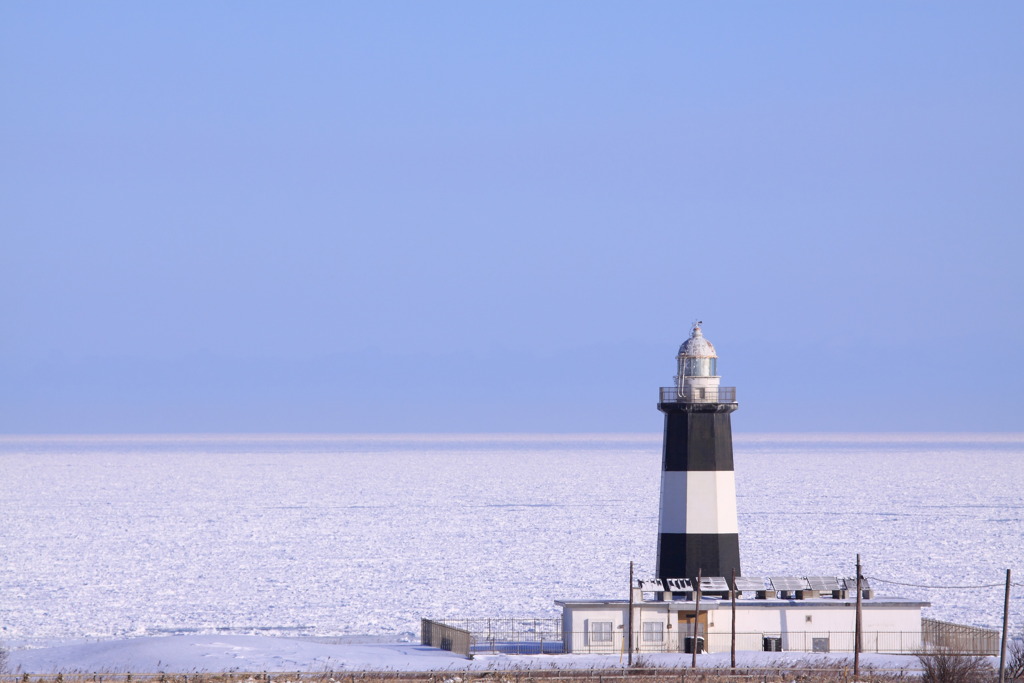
[2,2,1022,433]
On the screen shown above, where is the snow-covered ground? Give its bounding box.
[6,633,960,674]
[1,433,1021,667]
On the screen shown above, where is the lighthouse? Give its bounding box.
[656,322,740,582]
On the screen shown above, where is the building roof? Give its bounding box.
[555,597,931,610]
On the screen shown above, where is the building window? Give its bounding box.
[591,621,613,643]
[642,622,664,642]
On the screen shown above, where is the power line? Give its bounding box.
[866,575,1007,590]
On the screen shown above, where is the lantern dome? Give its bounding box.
[677,322,717,358]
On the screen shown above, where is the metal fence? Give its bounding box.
[424,618,563,656]
[658,387,737,404]
[563,631,927,655]
[922,618,1001,655]
[423,616,1002,658]
[469,630,999,657]
[0,668,937,683]
[420,618,472,658]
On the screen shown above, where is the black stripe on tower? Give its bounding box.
[661,411,735,472]
[658,533,741,582]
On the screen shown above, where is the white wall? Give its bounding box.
[633,603,680,653]
[561,604,628,654]
[562,601,925,654]
[709,603,924,653]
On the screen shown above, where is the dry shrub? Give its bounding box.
[917,648,994,683]
[1007,636,1024,681]
[0,666,918,683]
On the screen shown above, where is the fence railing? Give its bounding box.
[922,618,1001,655]
[473,630,999,656]
[422,616,1002,658]
[659,387,737,404]
[0,667,939,683]
[420,618,472,658]
[430,617,562,638]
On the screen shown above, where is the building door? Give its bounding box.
[677,611,709,653]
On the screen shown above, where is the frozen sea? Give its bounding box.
[1,433,1022,646]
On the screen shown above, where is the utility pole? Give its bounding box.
[692,569,702,670]
[627,561,634,667]
[854,554,863,681]
[999,568,1011,683]
[730,567,737,670]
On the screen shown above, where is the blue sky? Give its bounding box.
[2,2,1022,433]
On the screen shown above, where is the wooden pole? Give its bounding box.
[730,567,737,670]
[692,568,702,669]
[854,554,862,680]
[999,568,1011,683]
[628,561,634,667]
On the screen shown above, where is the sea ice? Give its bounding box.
[0,433,1021,646]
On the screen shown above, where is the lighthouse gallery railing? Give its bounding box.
[659,386,737,404]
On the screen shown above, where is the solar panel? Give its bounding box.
[769,576,810,591]
[733,576,769,592]
[806,576,842,592]
[638,578,665,591]
[665,578,693,591]
[842,576,870,590]
[699,576,730,592]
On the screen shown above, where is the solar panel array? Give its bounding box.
[637,579,665,592]
[733,576,769,592]
[769,576,811,591]
[637,575,869,598]
[699,576,730,592]
[806,576,842,592]
[665,578,693,591]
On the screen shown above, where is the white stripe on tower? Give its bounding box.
[658,471,738,535]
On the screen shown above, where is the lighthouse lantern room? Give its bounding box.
[672,321,723,402]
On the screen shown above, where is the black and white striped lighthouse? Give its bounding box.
[656,322,740,582]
